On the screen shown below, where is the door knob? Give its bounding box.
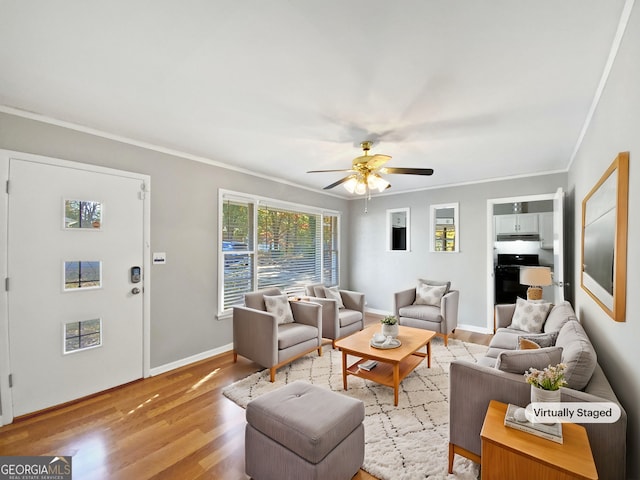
[131,287,141,295]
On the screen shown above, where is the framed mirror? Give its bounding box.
[387,208,410,251]
[430,203,459,252]
[581,152,628,322]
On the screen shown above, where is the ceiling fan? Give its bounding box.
[307,141,434,195]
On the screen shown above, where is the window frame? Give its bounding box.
[218,189,340,319]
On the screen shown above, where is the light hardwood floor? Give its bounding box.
[0,317,491,479]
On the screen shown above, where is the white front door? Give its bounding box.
[552,187,565,303]
[5,154,149,417]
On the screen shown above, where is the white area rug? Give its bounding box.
[223,337,488,480]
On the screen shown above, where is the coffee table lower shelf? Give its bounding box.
[346,353,425,387]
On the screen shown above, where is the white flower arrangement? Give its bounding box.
[524,363,567,391]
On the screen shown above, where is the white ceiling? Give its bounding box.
[0,1,629,197]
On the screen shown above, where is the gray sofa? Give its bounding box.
[448,300,627,480]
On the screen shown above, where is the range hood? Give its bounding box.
[496,233,541,242]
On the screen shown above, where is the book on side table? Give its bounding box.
[504,403,563,444]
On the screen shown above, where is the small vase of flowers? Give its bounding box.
[524,363,567,403]
[381,315,399,338]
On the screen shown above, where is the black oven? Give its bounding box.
[494,254,539,304]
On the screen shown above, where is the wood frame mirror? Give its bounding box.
[581,151,629,322]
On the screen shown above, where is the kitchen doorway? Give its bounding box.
[486,188,565,332]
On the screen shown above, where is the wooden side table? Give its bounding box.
[480,400,598,480]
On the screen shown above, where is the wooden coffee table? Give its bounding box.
[334,324,436,406]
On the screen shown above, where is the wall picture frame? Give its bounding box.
[581,152,629,322]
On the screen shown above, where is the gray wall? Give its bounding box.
[567,4,640,477]
[346,173,566,329]
[0,112,350,369]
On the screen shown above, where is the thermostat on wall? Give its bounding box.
[153,252,166,264]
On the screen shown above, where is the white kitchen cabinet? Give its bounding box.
[495,213,539,235]
[539,212,554,249]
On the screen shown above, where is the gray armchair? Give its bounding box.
[394,284,459,346]
[233,287,322,382]
[304,284,365,348]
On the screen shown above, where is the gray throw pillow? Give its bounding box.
[495,346,563,374]
[323,286,344,309]
[264,294,294,324]
[415,283,447,307]
[418,278,451,295]
[518,331,558,348]
[510,297,552,333]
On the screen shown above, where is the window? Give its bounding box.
[386,208,410,251]
[219,191,340,315]
[430,203,460,252]
[64,199,102,229]
[64,318,102,353]
[64,261,102,290]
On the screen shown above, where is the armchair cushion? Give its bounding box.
[509,297,552,333]
[264,294,294,324]
[398,304,442,323]
[495,346,563,374]
[415,283,448,307]
[277,323,320,350]
[324,286,345,308]
[339,309,362,327]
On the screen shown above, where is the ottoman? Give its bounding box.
[245,380,365,480]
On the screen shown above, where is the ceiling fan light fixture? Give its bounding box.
[354,179,367,195]
[343,176,359,194]
[368,173,390,192]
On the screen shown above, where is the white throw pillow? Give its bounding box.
[415,283,448,307]
[323,286,345,309]
[510,297,552,333]
[264,294,294,324]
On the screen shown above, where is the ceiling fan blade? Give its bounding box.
[364,154,391,170]
[381,167,434,176]
[323,175,355,190]
[307,168,355,173]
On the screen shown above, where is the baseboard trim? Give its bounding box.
[365,307,391,316]
[150,343,234,376]
[457,323,493,334]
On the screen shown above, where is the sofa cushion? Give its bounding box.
[264,294,294,324]
[398,304,443,323]
[415,283,447,307]
[544,301,577,333]
[495,346,563,374]
[323,286,344,308]
[556,320,597,390]
[509,297,552,333]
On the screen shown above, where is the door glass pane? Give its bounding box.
[64,261,102,290]
[64,199,102,229]
[64,318,102,353]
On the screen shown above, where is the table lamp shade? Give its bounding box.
[520,266,552,300]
